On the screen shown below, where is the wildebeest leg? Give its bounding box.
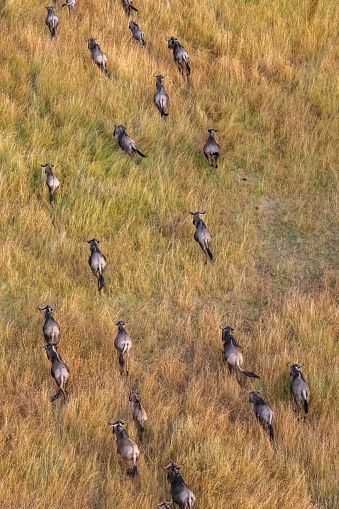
[126,351,129,376]
[214,154,219,168]
[296,400,301,421]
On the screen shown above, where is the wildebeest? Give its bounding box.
[45,6,60,38]
[40,338,69,402]
[189,210,212,264]
[129,21,146,47]
[38,304,60,343]
[62,0,75,15]
[108,418,140,477]
[129,391,147,433]
[86,237,107,291]
[114,124,146,161]
[113,319,132,374]
[203,128,220,168]
[153,74,169,118]
[121,0,138,16]
[220,325,260,382]
[158,503,172,509]
[87,37,108,74]
[165,36,190,78]
[287,362,310,419]
[162,463,196,509]
[246,389,275,441]
[41,162,59,202]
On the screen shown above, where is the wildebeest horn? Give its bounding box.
[108,418,127,426]
[172,463,184,469]
[199,210,206,214]
[165,36,170,41]
[95,236,103,242]
[40,164,46,167]
[158,504,172,507]
[86,237,95,242]
[286,362,292,367]
[38,305,47,310]
[296,363,304,368]
[50,338,59,346]
[162,463,172,469]
[40,342,48,348]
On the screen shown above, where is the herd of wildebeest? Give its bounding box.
[37,1,312,507]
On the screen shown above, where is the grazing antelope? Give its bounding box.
[114,124,146,161]
[87,37,108,74]
[40,338,69,402]
[153,74,169,118]
[203,128,220,168]
[129,391,147,433]
[287,362,310,419]
[62,0,75,15]
[38,304,60,343]
[41,163,59,202]
[189,210,212,264]
[165,36,190,78]
[129,21,146,47]
[158,503,172,509]
[86,237,107,291]
[113,319,132,374]
[121,0,138,16]
[246,389,275,441]
[220,325,260,382]
[162,463,196,509]
[108,418,140,477]
[45,6,60,38]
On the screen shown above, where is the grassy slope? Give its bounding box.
[0,0,338,507]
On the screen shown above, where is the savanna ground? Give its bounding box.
[0,0,338,507]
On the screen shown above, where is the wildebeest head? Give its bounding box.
[219,324,242,348]
[246,389,263,404]
[287,362,304,378]
[87,37,98,51]
[129,391,139,404]
[153,73,167,85]
[39,303,57,320]
[114,124,127,140]
[112,318,129,333]
[45,5,55,14]
[40,338,59,361]
[86,237,102,252]
[165,36,179,49]
[157,503,172,509]
[41,162,54,175]
[189,210,206,226]
[162,463,184,483]
[206,127,218,136]
[108,418,128,435]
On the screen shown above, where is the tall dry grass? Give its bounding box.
[0,0,338,507]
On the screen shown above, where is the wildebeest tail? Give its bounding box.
[131,5,138,11]
[241,370,260,379]
[49,192,54,202]
[51,27,56,38]
[160,108,169,117]
[119,353,125,366]
[136,149,146,158]
[205,242,213,260]
[304,399,309,414]
[185,61,191,76]
[268,424,274,441]
[51,388,63,402]
[98,274,104,291]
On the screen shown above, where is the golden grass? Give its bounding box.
[0,0,338,507]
